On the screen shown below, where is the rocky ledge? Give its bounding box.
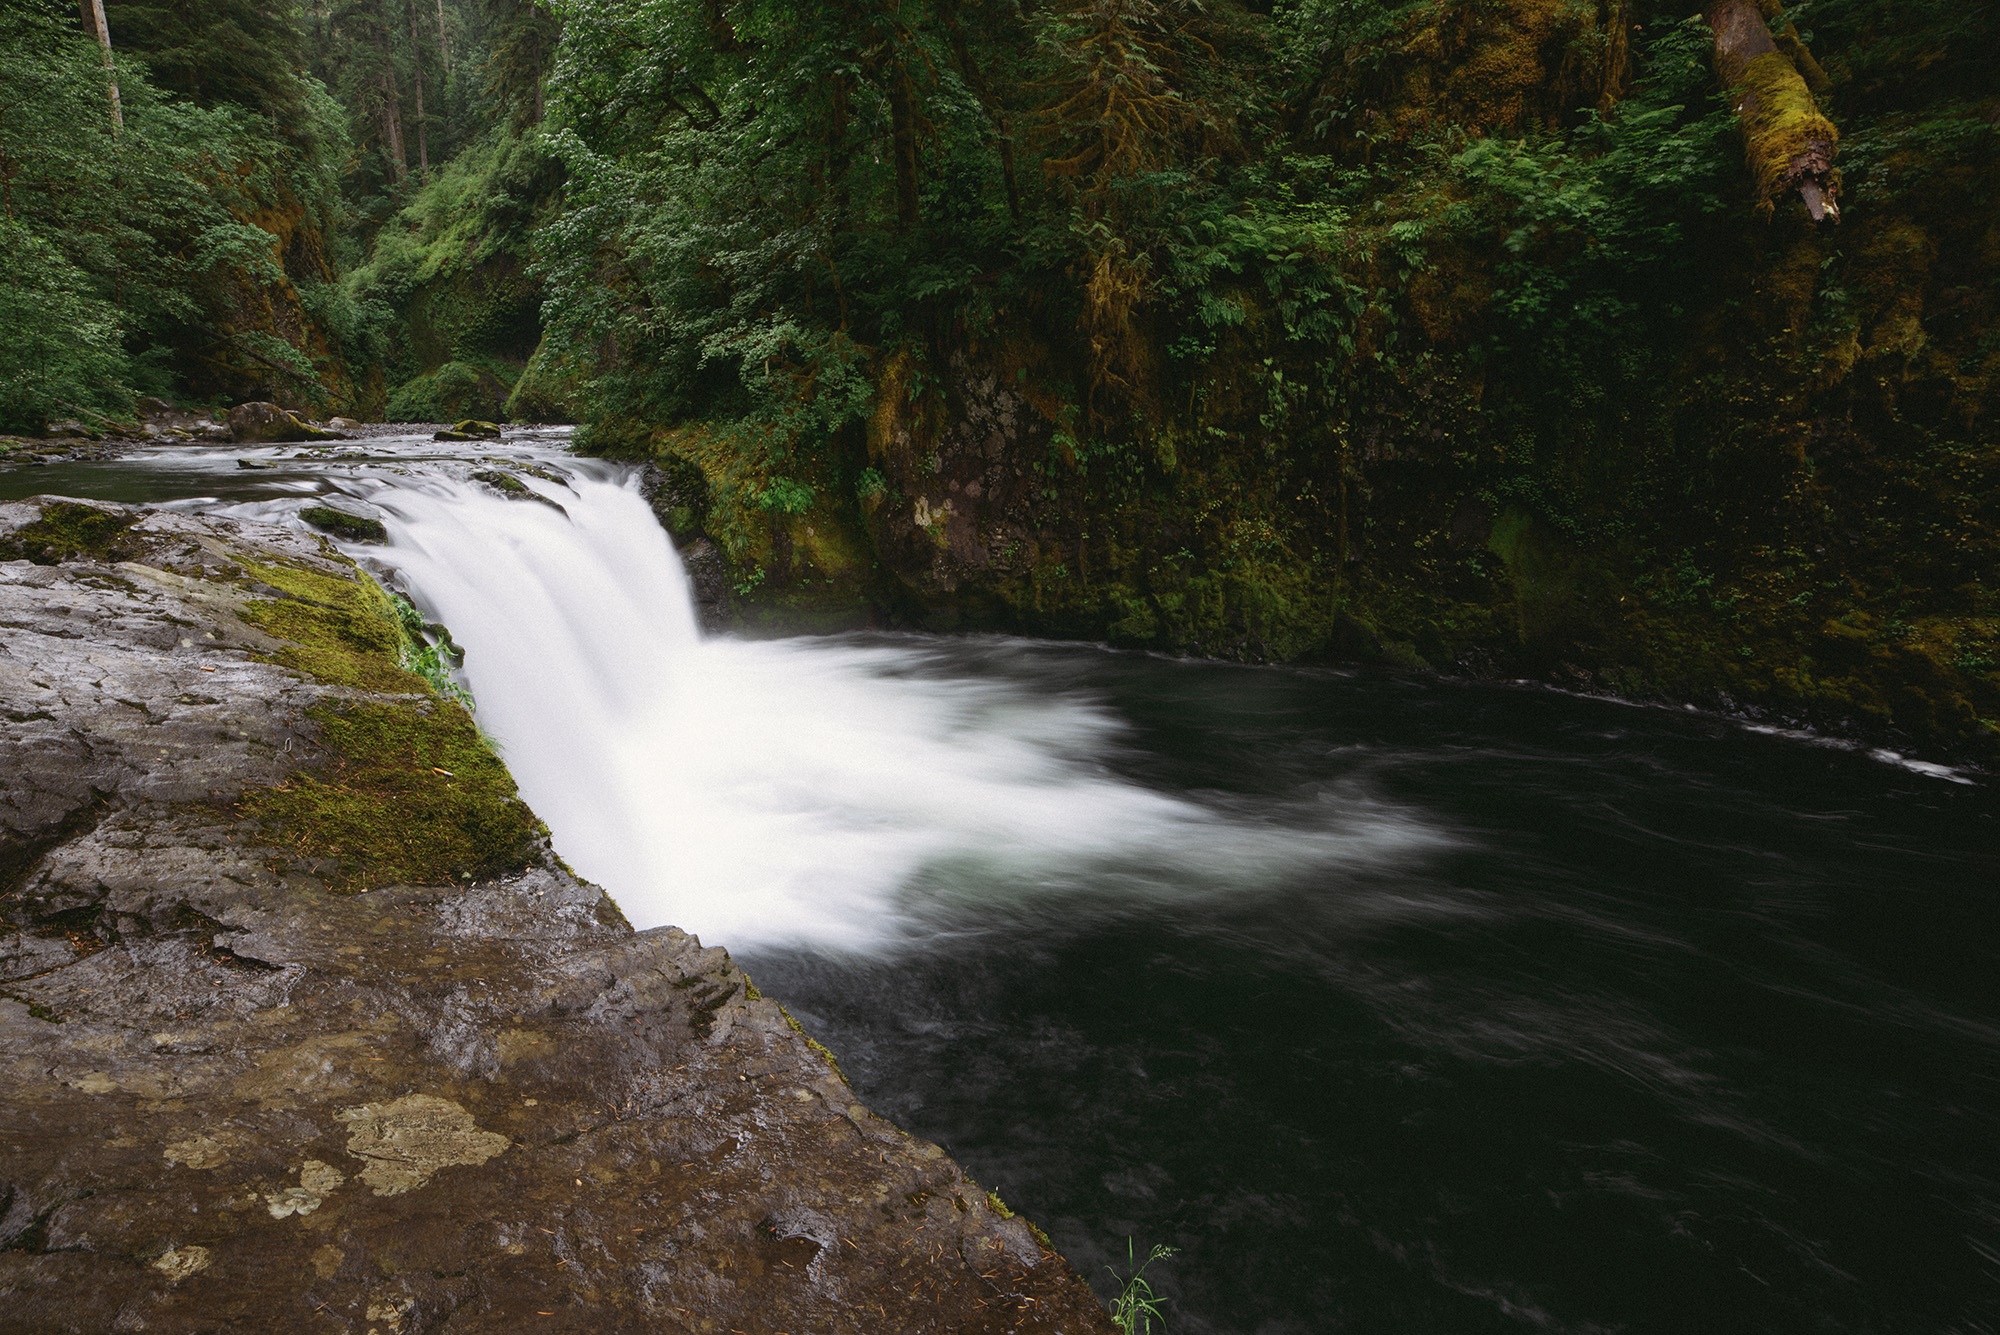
[0,498,1111,1333]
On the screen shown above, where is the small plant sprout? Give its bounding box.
[1107,1238,1177,1335]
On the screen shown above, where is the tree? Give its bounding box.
[75,0,122,128]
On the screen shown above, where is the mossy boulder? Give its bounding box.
[299,504,389,544]
[471,468,529,495]
[0,499,146,565]
[435,419,503,442]
[228,401,341,444]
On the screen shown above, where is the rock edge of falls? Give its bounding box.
[0,497,1112,1333]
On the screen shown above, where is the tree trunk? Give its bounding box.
[408,0,430,178]
[532,33,545,122]
[434,0,451,72]
[411,61,429,178]
[378,55,408,183]
[75,0,122,132]
[939,0,1020,222]
[886,62,922,232]
[1705,0,1839,221]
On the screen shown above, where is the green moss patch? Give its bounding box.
[299,506,388,544]
[233,552,543,891]
[239,560,417,693]
[0,501,143,565]
[242,698,542,891]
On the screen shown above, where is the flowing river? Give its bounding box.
[6,429,1996,1334]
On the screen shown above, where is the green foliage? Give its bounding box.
[504,337,580,422]
[347,129,559,416]
[0,223,131,434]
[757,476,816,516]
[539,0,1013,442]
[390,591,474,709]
[1106,1240,1177,1335]
[107,0,315,128]
[384,358,515,421]
[0,0,1989,761]
[0,0,361,424]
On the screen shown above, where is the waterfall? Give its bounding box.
[340,462,1438,953]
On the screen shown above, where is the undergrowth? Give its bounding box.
[1107,1240,1177,1335]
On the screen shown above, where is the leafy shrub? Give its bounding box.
[384,359,514,422]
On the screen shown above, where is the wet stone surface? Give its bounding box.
[0,498,1110,1334]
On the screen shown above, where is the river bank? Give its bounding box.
[0,495,1110,1333]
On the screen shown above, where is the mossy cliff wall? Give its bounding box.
[343,134,563,424]
[578,0,1996,765]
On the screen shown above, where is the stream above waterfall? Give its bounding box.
[6,429,1996,1334]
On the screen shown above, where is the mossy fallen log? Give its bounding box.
[1705,0,1840,220]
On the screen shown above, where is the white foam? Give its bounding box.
[352,466,1442,951]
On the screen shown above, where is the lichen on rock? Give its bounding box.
[335,1094,509,1196]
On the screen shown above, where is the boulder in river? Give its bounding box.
[298,504,388,543]
[0,496,1111,1334]
[228,401,344,444]
[434,419,502,442]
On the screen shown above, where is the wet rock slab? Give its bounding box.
[0,498,1112,1333]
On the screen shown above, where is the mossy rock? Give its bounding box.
[234,554,543,891]
[472,468,524,494]
[299,505,389,544]
[0,501,145,565]
[228,402,340,444]
[436,420,503,443]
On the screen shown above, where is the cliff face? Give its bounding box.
[594,0,1996,765]
[0,499,1110,1333]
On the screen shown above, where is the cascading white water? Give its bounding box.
[328,461,1443,952]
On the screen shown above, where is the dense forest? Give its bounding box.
[2,0,1995,761]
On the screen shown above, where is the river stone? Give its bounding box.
[228,401,341,444]
[435,420,502,443]
[0,496,1112,1333]
[300,504,388,544]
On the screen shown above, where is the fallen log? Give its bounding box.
[1705,0,1840,221]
